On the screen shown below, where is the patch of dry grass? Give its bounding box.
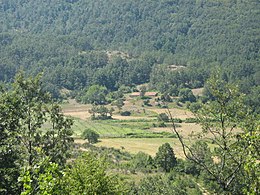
[147,107,194,119]
[95,138,186,158]
[150,123,202,137]
[62,99,92,120]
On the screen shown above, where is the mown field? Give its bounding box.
[94,138,185,158]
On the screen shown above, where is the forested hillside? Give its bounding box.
[0,1,259,194]
[0,0,259,97]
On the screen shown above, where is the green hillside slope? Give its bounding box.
[0,0,259,95]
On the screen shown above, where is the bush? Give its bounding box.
[92,115,112,120]
[124,132,176,138]
[82,128,100,144]
[184,118,198,123]
[120,111,131,116]
[62,153,123,194]
[158,122,167,127]
[131,152,154,172]
[188,102,202,113]
[173,118,182,123]
[157,113,169,122]
[143,99,152,106]
[178,88,196,103]
[140,96,151,100]
[160,104,168,108]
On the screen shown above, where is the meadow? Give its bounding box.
[62,95,202,159]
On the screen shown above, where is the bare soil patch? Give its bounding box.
[64,111,91,120]
[192,87,204,96]
[62,99,92,120]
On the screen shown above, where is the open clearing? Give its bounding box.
[147,107,194,120]
[151,123,202,137]
[63,98,202,157]
[62,98,194,120]
[76,138,187,158]
[71,118,156,137]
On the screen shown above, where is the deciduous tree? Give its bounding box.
[82,128,100,144]
[168,73,259,194]
[82,85,107,105]
[61,153,123,195]
[0,72,74,194]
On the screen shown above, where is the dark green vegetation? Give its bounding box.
[0,0,259,108]
[170,75,260,194]
[0,73,74,194]
[155,143,177,172]
[81,128,100,144]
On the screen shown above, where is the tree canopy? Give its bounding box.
[155,143,177,172]
[0,0,258,100]
[0,72,73,194]
[169,74,260,194]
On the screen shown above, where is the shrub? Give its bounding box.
[188,102,202,113]
[140,96,151,100]
[157,113,169,122]
[62,153,123,194]
[120,111,131,116]
[173,118,182,123]
[82,128,100,144]
[161,104,168,108]
[178,88,196,103]
[158,122,167,127]
[131,152,154,172]
[184,118,198,123]
[155,143,177,172]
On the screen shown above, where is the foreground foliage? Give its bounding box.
[169,74,260,194]
[0,72,73,194]
[62,153,123,195]
[1,72,259,194]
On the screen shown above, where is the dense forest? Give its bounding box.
[0,0,259,98]
[0,0,259,194]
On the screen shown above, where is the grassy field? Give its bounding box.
[95,138,186,158]
[72,118,177,138]
[72,118,154,137]
[63,97,202,158]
